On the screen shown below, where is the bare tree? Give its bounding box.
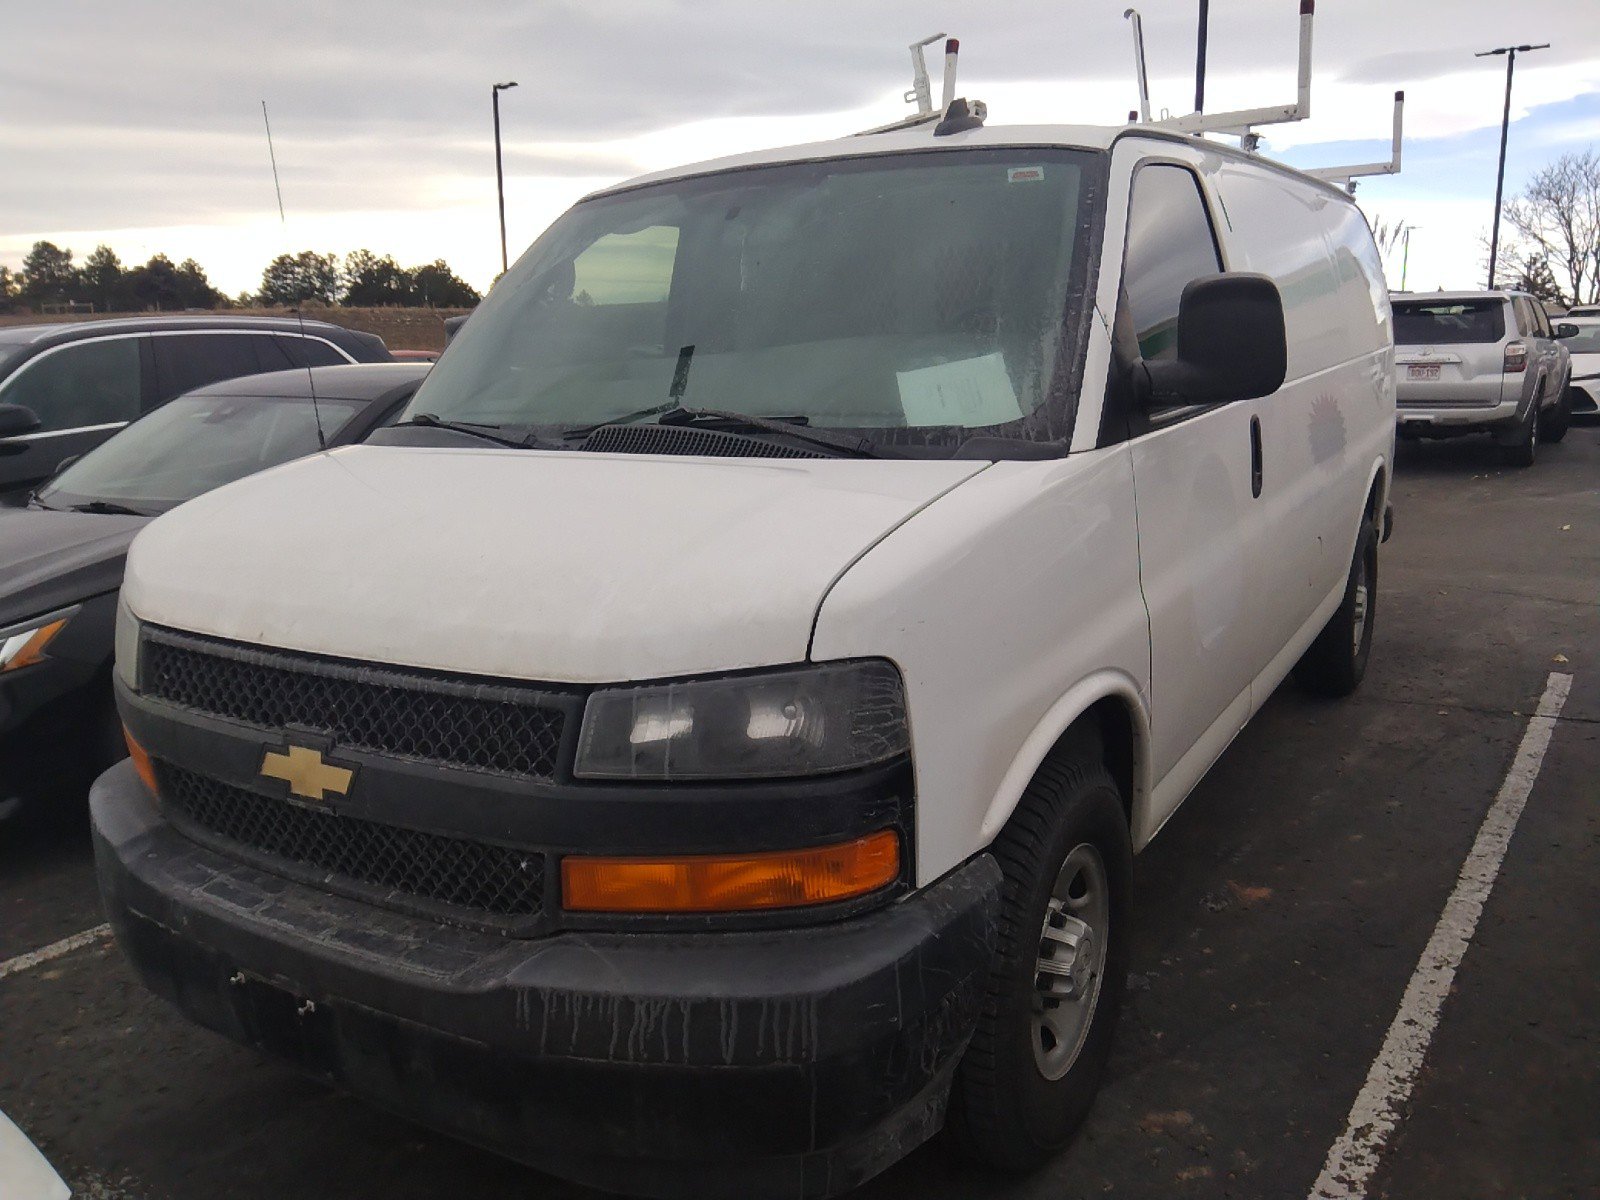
[1502,149,1600,307]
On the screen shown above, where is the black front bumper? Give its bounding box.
[92,761,1001,1198]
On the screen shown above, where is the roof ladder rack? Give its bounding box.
[857,34,976,135]
[1130,0,1316,149]
[1306,91,1406,192]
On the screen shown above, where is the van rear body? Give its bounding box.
[93,120,1394,1197]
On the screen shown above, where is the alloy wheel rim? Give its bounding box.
[1031,843,1110,1081]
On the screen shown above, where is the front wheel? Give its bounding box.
[1294,519,1377,698]
[947,752,1132,1171]
[1539,387,1571,444]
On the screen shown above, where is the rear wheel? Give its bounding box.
[1539,386,1571,444]
[1501,394,1540,467]
[1294,519,1377,698]
[948,749,1132,1171]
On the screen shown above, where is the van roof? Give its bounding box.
[589,121,1358,203]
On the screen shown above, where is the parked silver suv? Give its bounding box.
[1393,290,1575,466]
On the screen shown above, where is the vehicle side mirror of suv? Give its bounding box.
[1135,273,1288,409]
[0,403,42,439]
[1554,322,1580,339]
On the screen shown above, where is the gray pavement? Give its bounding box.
[2,425,1596,1200]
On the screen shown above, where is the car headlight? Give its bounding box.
[114,597,141,691]
[0,607,78,674]
[575,659,909,780]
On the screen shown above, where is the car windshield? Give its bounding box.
[1393,300,1506,346]
[402,148,1105,453]
[1563,323,1600,354]
[36,392,362,513]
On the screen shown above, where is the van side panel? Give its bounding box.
[809,451,1151,884]
[1210,163,1394,694]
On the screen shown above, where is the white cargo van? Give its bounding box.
[94,115,1394,1197]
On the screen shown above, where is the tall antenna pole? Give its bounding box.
[261,101,326,451]
[1477,43,1547,289]
[492,81,518,277]
[1195,0,1211,113]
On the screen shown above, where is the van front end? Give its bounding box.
[91,615,1000,1199]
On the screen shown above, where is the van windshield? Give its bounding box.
[1393,300,1507,346]
[404,148,1105,454]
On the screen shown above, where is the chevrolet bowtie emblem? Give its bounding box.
[260,743,354,802]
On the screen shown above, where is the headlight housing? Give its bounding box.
[575,659,909,781]
[114,597,141,691]
[0,607,78,674]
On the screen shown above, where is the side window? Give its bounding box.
[0,337,142,432]
[1510,298,1532,337]
[570,225,680,307]
[151,334,267,401]
[273,335,347,368]
[1120,165,1223,361]
[1532,301,1552,338]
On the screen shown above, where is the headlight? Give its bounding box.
[0,607,77,674]
[575,660,909,781]
[114,597,141,691]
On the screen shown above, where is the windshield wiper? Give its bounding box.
[391,413,534,450]
[659,406,881,457]
[70,500,148,516]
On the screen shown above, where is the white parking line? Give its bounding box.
[0,923,113,982]
[1309,671,1573,1200]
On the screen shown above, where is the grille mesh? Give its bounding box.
[141,629,566,780]
[159,764,544,918]
[580,423,826,459]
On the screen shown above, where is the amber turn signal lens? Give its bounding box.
[123,727,159,797]
[0,618,68,673]
[562,829,900,913]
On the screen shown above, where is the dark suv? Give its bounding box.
[0,316,391,501]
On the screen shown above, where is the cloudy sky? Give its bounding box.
[5,1,1598,298]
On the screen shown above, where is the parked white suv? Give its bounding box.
[94,121,1395,1196]
[1393,290,1575,465]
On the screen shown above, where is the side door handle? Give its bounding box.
[1249,415,1263,499]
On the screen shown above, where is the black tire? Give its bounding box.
[947,750,1132,1172]
[1501,394,1540,467]
[1539,386,1571,444]
[1294,519,1377,698]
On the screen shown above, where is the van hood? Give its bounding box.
[0,507,146,628]
[123,446,986,683]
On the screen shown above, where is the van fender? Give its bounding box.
[976,669,1156,850]
[1355,454,1389,550]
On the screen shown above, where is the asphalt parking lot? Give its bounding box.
[2,426,1596,1200]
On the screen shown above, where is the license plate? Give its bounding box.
[1408,364,1441,380]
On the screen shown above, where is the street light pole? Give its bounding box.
[492,81,519,276]
[1195,0,1210,113]
[1476,43,1547,289]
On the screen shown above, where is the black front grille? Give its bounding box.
[141,628,569,780]
[159,764,544,919]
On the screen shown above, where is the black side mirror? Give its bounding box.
[1554,322,1580,339]
[0,403,41,439]
[1135,273,1288,408]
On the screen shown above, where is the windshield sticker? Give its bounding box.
[896,353,1024,428]
[1007,166,1045,183]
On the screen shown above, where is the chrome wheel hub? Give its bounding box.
[1031,843,1110,1081]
